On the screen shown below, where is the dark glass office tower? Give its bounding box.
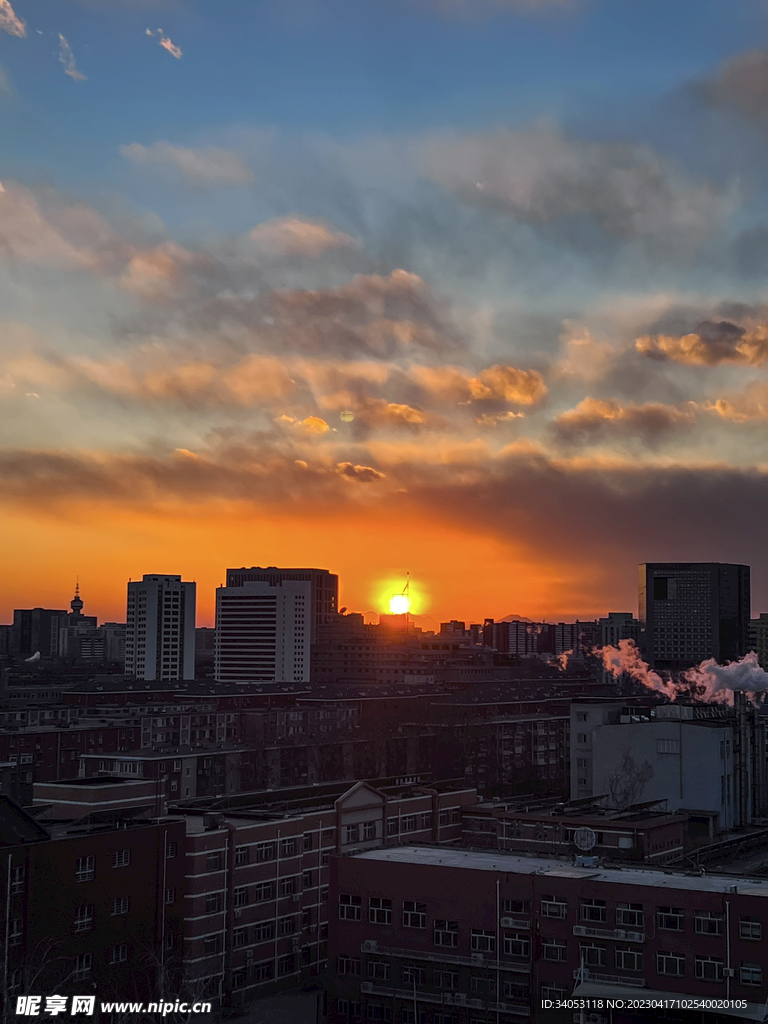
[639,562,750,670]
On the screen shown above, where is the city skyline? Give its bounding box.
[5,2,768,625]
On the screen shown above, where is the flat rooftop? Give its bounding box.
[352,846,768,897]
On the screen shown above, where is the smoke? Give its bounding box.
[600,639,768,705]
[601,639,674,697]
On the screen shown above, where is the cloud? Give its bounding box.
[58,34,87,82]
[118,243,207,299]
[409,364,547,407]
[146,28,182,59]
[335,462,386,483]
[248,217,355,257]
[553,397,697,444]
[702,48,768,125]
[425,127,731,249]
[553,323,617,383]
[704,383,768,423]
[120,141,253,185]
[636,319,768,367]
[0,0,24,38]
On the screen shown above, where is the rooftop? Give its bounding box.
[352,845,768,896]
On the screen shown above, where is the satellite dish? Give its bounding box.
[574,827,597,852]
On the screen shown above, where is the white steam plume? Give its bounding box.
[601,640,768,705]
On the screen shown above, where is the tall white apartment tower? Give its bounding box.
[215,579,311,684]
[124,574,196,681]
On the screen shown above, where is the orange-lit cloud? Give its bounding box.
[248,216,355,256]
[636,320,768,366]
[553,397,697,443]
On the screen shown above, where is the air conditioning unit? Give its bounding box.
[292,894,301,903]
[573,926,587,937]
[500,917,514,928]
[471,953,483,965]
[291,938,299,950]
[362,940,378,953]
[453,995,466,1006]
[723,968,735,978]
[615,929,626,939]
[360,983,374,994]
[625,931,644,943]
[468,999,483,1010]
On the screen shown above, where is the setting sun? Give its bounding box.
[388,594,410,614]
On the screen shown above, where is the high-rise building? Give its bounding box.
[639,562,750,670]
[214,579,311,684]
[749,613,768,669]
[124,574,196,680]
[10,608,66,659]
[224,567,338,643]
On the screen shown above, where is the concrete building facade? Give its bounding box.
[124,575,196,681]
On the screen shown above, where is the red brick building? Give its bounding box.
[330,845,768,1024]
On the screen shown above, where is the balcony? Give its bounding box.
[359,943,531,973]
[572,970,647,988]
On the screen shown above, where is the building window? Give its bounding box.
[254,961,274,982]
[657,906,684,931]
[420,813,431,829]
[113,850,131,868]
[367,961,390,981]
[339,894,362,921]
[656,738,680,755]
[205,894,222,914]
[234,887,248,907]
[403,901,427,929]
[74,905,94,933]
[434,919,459,947]
[503,899,529,916]
[9,919,22,946]
[435,968,457,989]
[206,852,223,871]
[337,955,360,976]
[165,888,175,905]
[616,903,643,928]
[10,866,23,894]
[580,898,607,923]
[254,921,274,942]
[503,979,530,1001]
[75,856,95,883]
[387,818,398,836]
[280,877,296,897]
[280,839,296,857]
[541,896,567,918]
[615,948,642,972]
[111,897,129,916]
[109,944,128,965]
[74,954,91,981]
[279,916,297,936]
[369,897,392,925]
[579,943,606,968]
[166,843,177,858]
[365,1006,392,1023]
[470,929,495,953]
[739,917,762,941]
[344,824,359,844]
[303,833,313,851]
[232,968,246,991]
[542,938,567,962]
[256,842,276,862]
[695,956,724,982]
[657,951,685,977]
[235,846,250,866]
[254,882,274,902]
[363,822,376,841]
[540,984,567,1001]
[203,936,221,956]
[402,965,426,986]
[233,928,247,948]
[694,911,724,936]
[402,816,416,832]
[740,963,763,986]
[503,932,530,958]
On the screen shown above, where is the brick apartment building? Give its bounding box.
[0,798,186,1004]
[173,780,476,1006]
[330,845,768,1024]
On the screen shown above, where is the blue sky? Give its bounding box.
[4,0,768,624]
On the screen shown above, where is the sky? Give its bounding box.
[4,0,768,626]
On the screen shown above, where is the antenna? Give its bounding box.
[573,827,597,853]
[404,571,410,629]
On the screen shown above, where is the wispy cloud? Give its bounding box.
[146,27,182,59]
[120,140,253,185]
[58,35,87,82]
[248,217,355,257]
[0,0,24,39]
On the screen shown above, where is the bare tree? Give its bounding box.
[608,750,654,810]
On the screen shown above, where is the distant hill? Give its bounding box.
[500,614,532,622]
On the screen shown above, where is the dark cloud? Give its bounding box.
[636,316,768,367]
[702,49,768,125]
[552,398,697,445]
[424,128,729,254]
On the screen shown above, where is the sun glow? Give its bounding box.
[389,593,410,614]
